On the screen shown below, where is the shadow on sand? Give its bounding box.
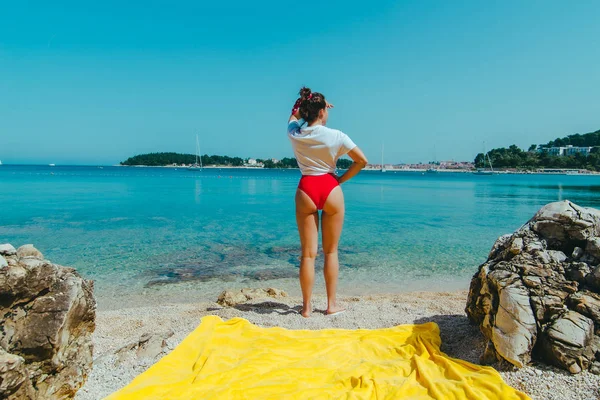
[205,301,303,316]
[414,314,486,365]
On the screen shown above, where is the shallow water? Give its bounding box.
[2,165,599,306]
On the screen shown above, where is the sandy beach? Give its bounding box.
[75,290,599,400]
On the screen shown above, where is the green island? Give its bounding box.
[477,128,600,170]
[120,153,353,169]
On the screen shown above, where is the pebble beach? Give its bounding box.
[76,290,599,400]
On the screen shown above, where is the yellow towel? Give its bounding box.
[107,316,529,399]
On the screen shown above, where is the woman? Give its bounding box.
[288,87,368,318]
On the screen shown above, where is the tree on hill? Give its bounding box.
[254,157,298,168]
[542,129,600,148]
[473,127,600,170]
[121,152,245,166]
[120,152,194,166]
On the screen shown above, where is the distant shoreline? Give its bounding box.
[113,165,599,175]
[2,164,598,175]
[115,164,475,172]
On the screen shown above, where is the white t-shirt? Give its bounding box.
[287,119,357,176]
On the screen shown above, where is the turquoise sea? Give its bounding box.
[2,165,600,307]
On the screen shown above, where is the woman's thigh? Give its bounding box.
[321,186,345,254]
[295,189,319,257]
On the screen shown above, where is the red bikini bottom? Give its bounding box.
[298,173,339,210]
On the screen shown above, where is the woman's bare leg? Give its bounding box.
[295,188,319,318]
[321,186,345,314]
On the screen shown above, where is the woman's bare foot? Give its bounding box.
[300,302,311,318]
[326,304,346,316]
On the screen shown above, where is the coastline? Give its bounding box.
[2,164,596,174]
[75,290,599,400]
[112,165,599,175]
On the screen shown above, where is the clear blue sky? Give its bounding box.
[1,0,599,165]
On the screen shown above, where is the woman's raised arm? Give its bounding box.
[288,98,302,123]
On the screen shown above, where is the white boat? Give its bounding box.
[49,163,56,167]
[0,160,3,166]
[426,168,439,173]
[188,134,202,171]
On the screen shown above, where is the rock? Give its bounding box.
[266,287,287,297]
[532,200,600,241]
[475,269,537,367]
[592,335,600,360]
[586,238,600,259]
[524,240,544,253]
[15,244,43,260]
[140,330,173,356]
[547,250,567,264]
[136,333,167,359]
[565,262,591,283]
[217,290,249,306]
[466,200,600,374]
[489,234,513,260]
[587,265,600,291]
[541,311,595,373]
[580,252,599,265]
[509,237,524,255]
[217,287,289,306]
[590,361,600,375]
[0,348,35,400]
[0,244,17,256]
[567,290,600,323]
[115,330,174,365]
[241,288,268,299]
[0,252,96,399]
[0,255,7,268]
[532,220,568,242]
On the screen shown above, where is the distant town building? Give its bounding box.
[247,158,257,165]
[537,145,594,156]
[365,161,474,170]
[565,145,593,156]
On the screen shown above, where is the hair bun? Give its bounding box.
[299,86,312,100]
[298,89,326,123]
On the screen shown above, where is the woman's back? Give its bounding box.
[288,119,356,176]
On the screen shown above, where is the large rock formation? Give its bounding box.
[0,244,96,399]
[466,201,600,374]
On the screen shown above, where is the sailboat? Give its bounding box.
[473,142,497,175]
[380,142,386,172]
[0,160,3,166]
[188,134,202,171]
[426,145,438,173]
